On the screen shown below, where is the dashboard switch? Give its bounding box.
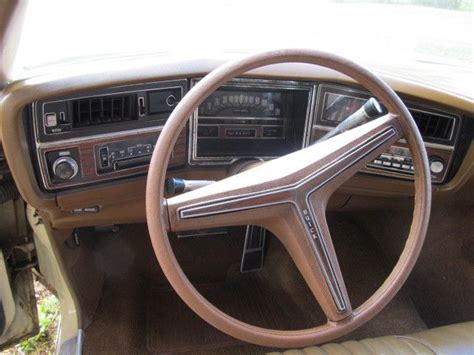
[138,96,146,116]
[99,147,110,168]
[59,111,69,124]
[430,159,444,174]
[166,94,177,107]
[45,113,58,127]
[53,157,79,180]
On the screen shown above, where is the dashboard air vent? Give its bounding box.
[71,94,137,128]
[410,109,454,141]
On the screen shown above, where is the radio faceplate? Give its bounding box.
[95,136,158,174]
[38,129,187,190]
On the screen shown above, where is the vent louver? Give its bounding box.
[71,94,137,128]
[410,109,454,141]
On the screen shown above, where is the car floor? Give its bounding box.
[82,211,434,354]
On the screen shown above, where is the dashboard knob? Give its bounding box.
[166,94,177,107]
[53,157,79,180]
[429,159,444,174]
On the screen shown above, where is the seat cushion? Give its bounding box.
[268,322,474,355]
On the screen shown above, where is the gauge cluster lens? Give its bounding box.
[192,82,313,163]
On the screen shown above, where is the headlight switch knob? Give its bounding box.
[53,157,79,180]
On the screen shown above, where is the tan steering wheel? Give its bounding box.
[146,49,431,348]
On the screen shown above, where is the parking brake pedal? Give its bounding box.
[240,225,266,273]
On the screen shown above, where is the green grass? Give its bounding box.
[2,280,59,355]
[16,291,59,354]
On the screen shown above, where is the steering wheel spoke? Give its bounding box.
[269,203,352,321]
[166,171,291,232]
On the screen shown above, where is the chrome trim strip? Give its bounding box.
[298,204,346,312]
[398,138,454,151]
[37,124,164,149]
[303,84,318,148]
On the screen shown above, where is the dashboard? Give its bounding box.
[28,78,464,192]
[1,56,472,229]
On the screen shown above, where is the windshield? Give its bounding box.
[13,0,473,97]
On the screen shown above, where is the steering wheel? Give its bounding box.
[146,49,431,348]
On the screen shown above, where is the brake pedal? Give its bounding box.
[240,225,266,273]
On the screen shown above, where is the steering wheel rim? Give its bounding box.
[146,49,431,348]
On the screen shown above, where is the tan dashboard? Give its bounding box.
[1,55,473,228]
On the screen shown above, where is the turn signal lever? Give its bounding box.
[317,98,384,143]
[165,177,215,195]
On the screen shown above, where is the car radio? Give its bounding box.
[95,135,162,174]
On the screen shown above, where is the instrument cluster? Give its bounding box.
[189,79,315,165]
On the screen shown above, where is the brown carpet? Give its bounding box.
[146,278,323,354]
[83,215,427,354]
[351,204,474,328]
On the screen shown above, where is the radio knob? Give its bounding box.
[53,157,79,180]
[430,159,444,174]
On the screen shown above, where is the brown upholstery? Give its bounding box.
[268,322,474,355]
